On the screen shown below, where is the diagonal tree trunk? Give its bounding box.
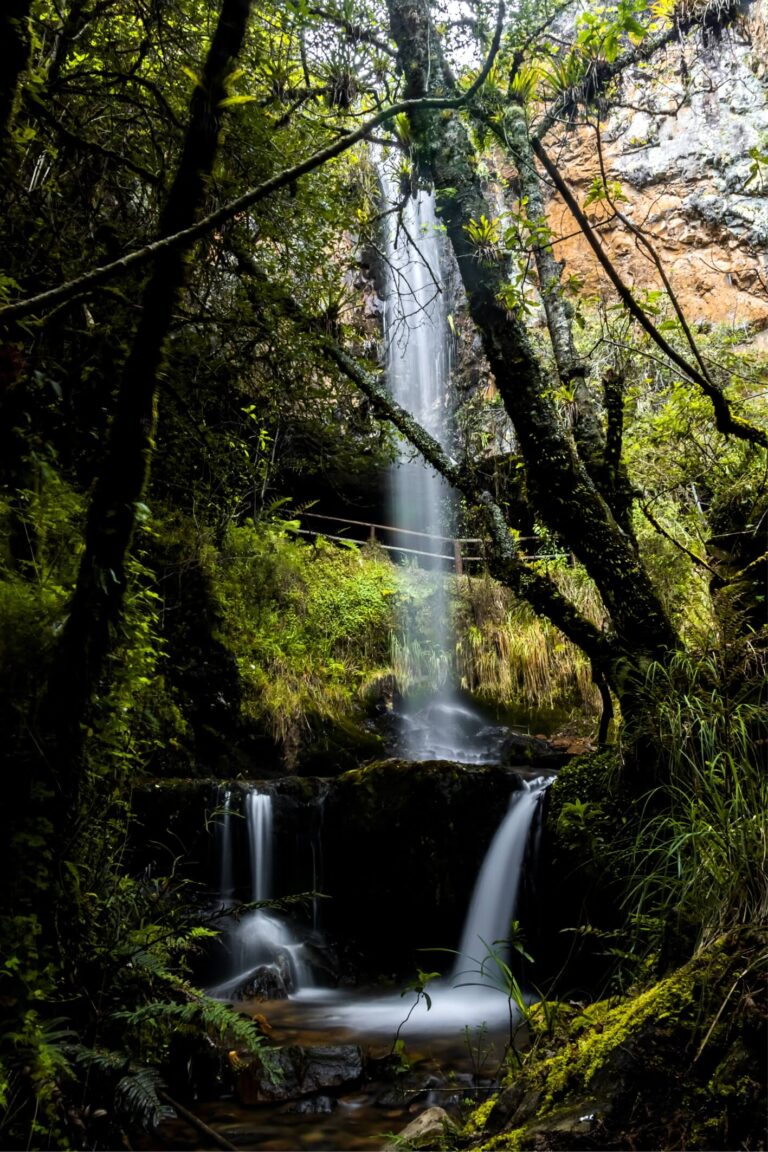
[386,0,679,702]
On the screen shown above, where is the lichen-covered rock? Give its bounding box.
[384,1105,460,1150]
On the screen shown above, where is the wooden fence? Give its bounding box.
[295,511,565,573]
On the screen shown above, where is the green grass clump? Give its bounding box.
[211,521,396,752]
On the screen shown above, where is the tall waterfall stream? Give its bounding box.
[191,187,557,1150]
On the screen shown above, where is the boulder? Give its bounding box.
[233,964,291,1002]
[235,1044,364,1104]
[500,731,571,769]
[383,1106,459,1150]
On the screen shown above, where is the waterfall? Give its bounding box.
[452,778,551,990]
[211,788,314,997]
[215,788,234,902]
[315,773,552,1035]
[384,181,461,759]
[246,790,273,903]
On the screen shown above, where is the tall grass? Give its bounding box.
[213,528,607,747]
[625,650,768,950]
[454,565,604,713]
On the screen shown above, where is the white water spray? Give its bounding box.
[296,777,551,1036]
[246,790,273,903]
[384,180,462,758]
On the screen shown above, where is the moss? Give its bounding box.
[531,941,733,1108]
[475,1129,526,1152]
[463,1096,498,1135]
[465,932,766,1151]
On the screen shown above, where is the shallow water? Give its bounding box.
[150,985,513,1151]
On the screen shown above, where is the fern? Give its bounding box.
[63,1042,130,1074]
[112,996,270,1055]
[115,1066,172,1131]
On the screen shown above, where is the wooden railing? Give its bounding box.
[295,511,565,573]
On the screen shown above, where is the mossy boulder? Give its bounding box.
[465,930,767,1151]
[522,749,631,993]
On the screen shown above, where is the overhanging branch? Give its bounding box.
[0,2,504,325]
[532,137,768,450]
[322,340,612,667]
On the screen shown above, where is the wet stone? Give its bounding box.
[235,1044,364,1104]
[383,1105,460,1150]
[233,963,291,1002]
[283,1094,336,1114]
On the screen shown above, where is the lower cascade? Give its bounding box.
[453,777,551,989]
[208,770,551,1036]
[211,788,315,999]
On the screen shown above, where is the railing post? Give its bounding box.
[369,523,376,544]
[453,538,463,576]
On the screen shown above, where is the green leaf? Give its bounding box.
[219,94,257,108]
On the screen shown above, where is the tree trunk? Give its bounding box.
[0,0,33,164]
[36,0,254,808]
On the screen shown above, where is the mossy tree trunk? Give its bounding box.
[35,0,254,810]
[386,0,679,712]
[0,0,33,164]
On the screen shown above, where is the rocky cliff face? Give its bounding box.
[548,4,768,333]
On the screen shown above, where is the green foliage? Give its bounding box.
[114,1066,172,1131]
[210,518,396,748]
[625,652,768,952]
[454,568,601,715]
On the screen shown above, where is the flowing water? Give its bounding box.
[453,779,550,988]
[211,789,315,999]
[190,774,552,1151]
[383,181,464,760]
[193,185,560,1148]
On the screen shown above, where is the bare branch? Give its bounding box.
[301,5,399,57]
[640,502,719,576]
[323,342,612,666]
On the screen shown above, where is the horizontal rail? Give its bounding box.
[295,528,567,563]
[295,528,483,562]
[301,511,538,546]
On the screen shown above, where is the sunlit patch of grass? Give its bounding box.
[454,566,602,713]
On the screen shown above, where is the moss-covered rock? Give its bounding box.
[465,930,767,1151]
[323,759,532,975]
[520,749,631,994]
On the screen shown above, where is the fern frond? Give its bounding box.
[63,1043,130,1075]
[112,996,268,1054]
[115,1066,172,1131]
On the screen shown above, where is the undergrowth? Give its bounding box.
[209,520,397,752]
[625,647,768,955]
[454,565,602,713]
